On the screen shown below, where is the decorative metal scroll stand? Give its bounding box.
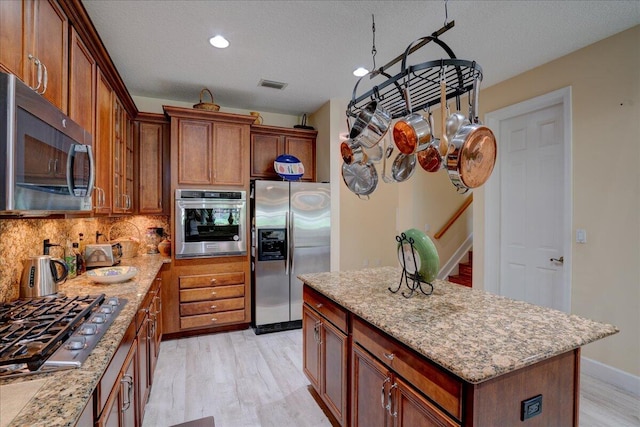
[389,233,434,298]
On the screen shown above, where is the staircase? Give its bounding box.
[448,251,472,287]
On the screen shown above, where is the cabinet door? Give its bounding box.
[352,343,390,427]
[94,69,113,214]
[137,312,151,421]
[112,99,126,212]
[321,320,348,426]
[68,26,96,134]
[250,133,282,179]
[285,136,315,181]
[120,344,137,427]
[0,0,26,78]
[302,304,321,391]
[212,122,247,185]
[28,0,68,111]
[137,121,165,213]
[394,376,457,427]
[178,119,213,185]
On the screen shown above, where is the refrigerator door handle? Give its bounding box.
[284,213,289,275]
[290,211,295,273]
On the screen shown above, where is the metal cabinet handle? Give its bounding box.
[316,303,323,309]
[388,383,398,417]
[550,256,564,264]
[211,318,217,322]
[211,291,217,296]
[121,374,133,412]
[27,54,42,92]
[383,352,395,361]
[210,305,217,310]
[210,278,217,283]
[381,377,390,410]
[40,61,48,95]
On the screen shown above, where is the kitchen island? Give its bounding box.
[299,267,618,427]
[0,254,169,427]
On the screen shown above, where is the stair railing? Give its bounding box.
[434,193,473,240]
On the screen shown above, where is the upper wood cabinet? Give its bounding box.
[112,98,133,213]
[68,26,96,135]
[94,69,113,214]
[0,0,27,78]
[165,106,255,189]
[250,125,317,182]
[134,113,169,215]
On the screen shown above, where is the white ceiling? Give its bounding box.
[81,0,640,116]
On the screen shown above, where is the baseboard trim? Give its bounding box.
[438,233,473,280]
[581,356,640,397]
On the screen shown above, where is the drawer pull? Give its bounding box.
[211,318,217,322]
[383,352,395,361]
[210,305,217,309]
[210,278,217,283]
[316,303,323,308]
[211,291,217,296]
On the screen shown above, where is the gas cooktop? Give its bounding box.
[0,294,126,379]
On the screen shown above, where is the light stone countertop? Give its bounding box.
[299,266,619,384]
[0,254,169,427]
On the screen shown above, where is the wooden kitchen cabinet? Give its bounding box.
[351,343,455,427]
[112,98,134,213]
[0,0,68,111]
[96,339,137,427]
[302,287,348,425]
[134,113,169,214]
[94,69,113,213]
[250,125,317,181]
[164,106,254,189]
[68,26,96,135]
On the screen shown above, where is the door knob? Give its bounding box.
[550,256,564,264]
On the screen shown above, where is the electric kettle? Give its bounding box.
[20,255,68,298]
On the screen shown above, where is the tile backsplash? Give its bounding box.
[0,215,169,302]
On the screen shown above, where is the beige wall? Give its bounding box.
[474,26,640,376]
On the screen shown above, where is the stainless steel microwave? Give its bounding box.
[0,72,94,216]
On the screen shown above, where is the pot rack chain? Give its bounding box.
[371,14,377,71]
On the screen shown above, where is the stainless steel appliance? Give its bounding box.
[252,180,330,334]
[20,255,69,298]
[0,294,126,378]
[174,189,247,258]
[0,72,94,216]
[85,243,123,268]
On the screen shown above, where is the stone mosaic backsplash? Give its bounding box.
[0,215,169,302]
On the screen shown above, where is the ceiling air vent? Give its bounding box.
[258,79,288,90]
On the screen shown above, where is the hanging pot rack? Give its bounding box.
[346,21,483,121]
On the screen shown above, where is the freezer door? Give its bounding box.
[290,245,330,322]
[290,182,330,248]
[255,256,291,325]
[254,180,289,229]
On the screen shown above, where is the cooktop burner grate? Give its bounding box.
[0,294,112,375]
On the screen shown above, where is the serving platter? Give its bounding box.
[86,266,138,284]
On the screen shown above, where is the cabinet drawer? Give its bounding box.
[303,286,348,333]
[180,297,245,316]
[352,316,463,421]
[179,272,245,289]
[180,309,245,329]
[180,284,245,302]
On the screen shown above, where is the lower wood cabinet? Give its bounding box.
[302,287,348,426]
[93,272,163,427]
[163,259,251,336]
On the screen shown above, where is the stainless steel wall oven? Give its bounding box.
[174,189,247,258]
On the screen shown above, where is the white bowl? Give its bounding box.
[87,266,138,284]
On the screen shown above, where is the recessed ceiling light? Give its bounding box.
[209,35,229,49]
[353,67,369,77]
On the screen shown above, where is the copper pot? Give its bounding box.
[392,113,431,155]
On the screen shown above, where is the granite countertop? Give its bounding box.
[299,266,619,384]
[0,254,169,427]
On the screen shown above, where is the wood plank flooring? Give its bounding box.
[142,329,639,427]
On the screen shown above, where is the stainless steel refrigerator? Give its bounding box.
[251,180,330,334]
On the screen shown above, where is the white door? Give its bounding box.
[485,88,572,312]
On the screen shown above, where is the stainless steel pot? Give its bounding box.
[340,139,367,165]
[349,101,391,148]
[391,153,416,182]
[342,161,378,199]
[20,255,68,298]
[392,112,431,155]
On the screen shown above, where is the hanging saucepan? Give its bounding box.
[417,110,442,173]
[380,133,396,183]
[349,101,391,148]
[446,95,470,142]
[391,152,417,182]
[340,139,368,165]
[392,112,432,155]
[342,161,378,199]
[446,76,497,193]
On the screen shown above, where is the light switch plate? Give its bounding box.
[576,229,587,243]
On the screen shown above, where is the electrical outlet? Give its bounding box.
[521,395,542,421]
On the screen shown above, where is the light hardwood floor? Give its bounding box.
[142,329,639,427]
